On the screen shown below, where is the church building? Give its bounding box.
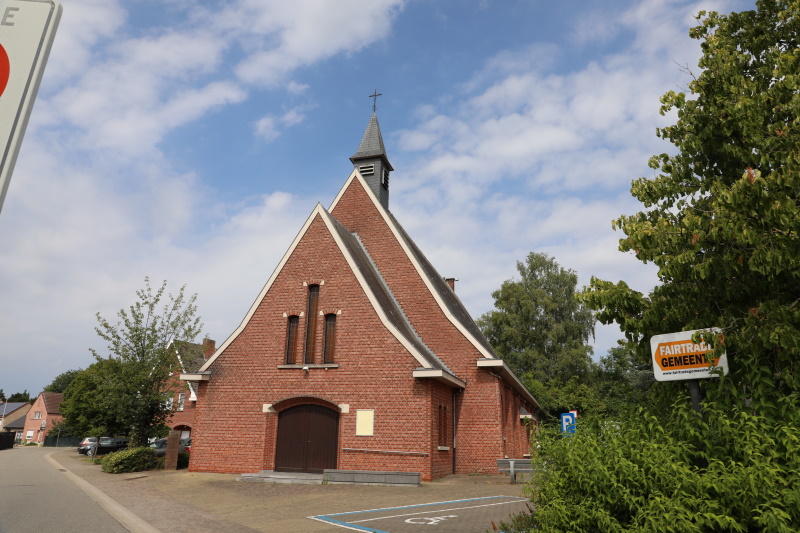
[182,111,539,481]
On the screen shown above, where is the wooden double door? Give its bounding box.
[274,404,339,473]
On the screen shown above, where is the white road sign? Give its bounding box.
[0,0,61,213]
[650,328,728,382]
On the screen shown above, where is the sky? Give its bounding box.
[0,0,752,397]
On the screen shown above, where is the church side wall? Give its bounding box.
[331,181,509,474]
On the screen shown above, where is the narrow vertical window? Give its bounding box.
[304,285,320,363]
[323,314,336,363]
[177,392,185,411]
[285,315,299,364]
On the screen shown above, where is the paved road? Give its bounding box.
[0,446,129,533]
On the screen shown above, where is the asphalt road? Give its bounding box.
[0,446,129,533]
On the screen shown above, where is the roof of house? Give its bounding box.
[3,405,30,429]
[41,393,63,415]
[0,402,29,418]
[171,340,208,373]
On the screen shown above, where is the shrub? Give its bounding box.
[100,446,159,474]
[508,400,800,533]
[177,451,190,470]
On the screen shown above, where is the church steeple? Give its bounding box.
[350,101,393,209]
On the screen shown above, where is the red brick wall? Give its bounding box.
[189,215,440,480]
[22,394,62,443]
[331,178,507,474]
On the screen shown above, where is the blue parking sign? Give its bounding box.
[560,413,576,435]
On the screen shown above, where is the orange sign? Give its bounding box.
[650,329,728,381]
[654,339,721,371]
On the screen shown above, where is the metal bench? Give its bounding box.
[497,458,533,484]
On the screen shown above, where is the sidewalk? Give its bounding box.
[49,448,528,533]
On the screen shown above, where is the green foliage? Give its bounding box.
[478,252,596,418]
[593,340,655,418]
[100,446,159,474]
[43,369,82,393]
[60,358,127,438]
[90,277,203,446]
[519,402,800,532]
[527,1,800,531]
[7,390,32,403]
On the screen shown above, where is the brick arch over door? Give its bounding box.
[274,403,339,473]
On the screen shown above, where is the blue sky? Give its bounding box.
[0,0,751,397]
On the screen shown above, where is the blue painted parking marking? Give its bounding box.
[309,495,529,532]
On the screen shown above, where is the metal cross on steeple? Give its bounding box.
[369,89,382,112]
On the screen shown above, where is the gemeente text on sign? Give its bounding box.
[0,0,62,213]
[650,328,728,382]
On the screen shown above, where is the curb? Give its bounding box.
[45,450,161,533]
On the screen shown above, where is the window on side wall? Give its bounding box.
[26,430,33,440]
[285,315,299,364]
[304,285,320,364]
[177,392,185,411]
[323,313,336,363]
[33,411,42,419]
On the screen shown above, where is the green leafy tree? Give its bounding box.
[478,252,596,418]
[518,2,800,531]
[60,359,126,437]
[43,369,82,393]
[0,389,5,402]
[91,278,203,446]
[7,390,32,403]
[593,340,654,418]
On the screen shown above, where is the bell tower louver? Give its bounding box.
[350,112,393,209]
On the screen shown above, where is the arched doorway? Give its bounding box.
[275,404,339,473]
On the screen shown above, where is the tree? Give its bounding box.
[43,369,82,393]
[0,389,5,402]
[593,340,654,418]
[91,278,203,446]
[520,2,800,530]
[7,390,32,403]
[478,252,596,418]
[60,359,126,438]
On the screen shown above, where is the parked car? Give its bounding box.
[77,437,97,455]
[85,437,129,456]
[149,438,189,457]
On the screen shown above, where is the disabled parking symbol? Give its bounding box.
[405,514,458,525]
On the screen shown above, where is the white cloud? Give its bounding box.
[254,104,313,142]
[230,0,405,86]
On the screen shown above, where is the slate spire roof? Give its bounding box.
[350,113,392,168]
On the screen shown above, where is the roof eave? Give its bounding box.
[180,372,211,382]
[412,368,466,388]
[476,358,540,409]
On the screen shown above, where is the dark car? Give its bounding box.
[77,437,97,455]
[85,437,128,456]
[149,438,189,457]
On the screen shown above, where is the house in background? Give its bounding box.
[166,338,215,440]
[182,112,539,481]
[1,402,32,442]
[22,392,63,444]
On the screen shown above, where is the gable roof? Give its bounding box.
[329,171,538,407]
[195,201,463,387]
[330,172,499,360]
[0,402,29,418]
[40,392,63,415]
